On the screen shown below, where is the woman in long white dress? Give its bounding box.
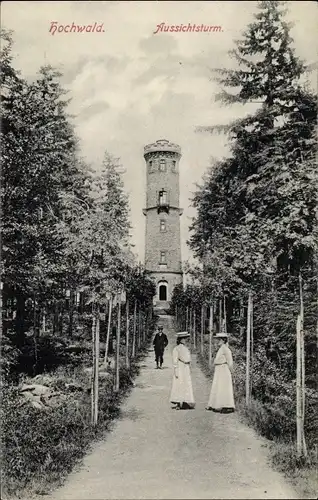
[170,332,195,410]
[206,333,235,413]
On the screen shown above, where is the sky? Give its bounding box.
[2,0,317,266]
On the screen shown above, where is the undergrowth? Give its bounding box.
[196,340,318,500]
[1,341,151,499]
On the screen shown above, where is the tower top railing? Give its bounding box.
[144,139,181,156]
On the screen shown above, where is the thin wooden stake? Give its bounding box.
[250,293,253,400]
[193,309,196,349]
[189,306,193,343]
[201,304,205,355]
[138,308,141,348]
[299,274,308,457]
[186,306,189,331]
[125,298,129,368]
[91,303,96,425]
[114,294,121,392]
[223,295,227,333]
[209,302,213,368]
[132,299,137,358]
[219,299,222,332]
[296,314,302,457]
[93,304,100,425]
[246,292,252,407]
[104,295,113,368]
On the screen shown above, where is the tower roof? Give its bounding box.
[144,139,181,157]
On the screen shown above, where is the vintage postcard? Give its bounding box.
[1,1,317,499]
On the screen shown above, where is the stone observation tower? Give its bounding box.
[143,139,183,310]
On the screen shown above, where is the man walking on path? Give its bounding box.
[153,325,168,369]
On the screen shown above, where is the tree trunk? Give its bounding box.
[41,308,46,335]
[68,290,74,338]
[58,300,63,336]
[223,296,227,333]
[53,301,58,336]
[219,299,222,332]
[239,296,244,340]
[14,289,25,345]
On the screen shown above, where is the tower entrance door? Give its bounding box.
[159,284,167,301]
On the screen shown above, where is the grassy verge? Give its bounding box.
[196,343,318,500]
[1,340,152,500]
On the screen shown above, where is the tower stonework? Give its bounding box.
[143,139,183,310]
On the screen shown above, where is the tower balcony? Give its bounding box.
[157,201,169,214]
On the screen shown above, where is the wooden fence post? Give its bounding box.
[186,306,189,331]
[91,303,96,425]
[201,304,205,355]
[114,294,121,392]
[297,274,308,457]
[246,291,252,407]
[209,301,213,368]
[93,303,100,425]
[104,295,113,368]
[125,298,129,368]
[193,309,196,349]
[132,299,137,358]
[138,307,141,349]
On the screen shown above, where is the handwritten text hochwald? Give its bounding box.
[49,22,105,35]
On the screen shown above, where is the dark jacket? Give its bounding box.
[153,332,168,352]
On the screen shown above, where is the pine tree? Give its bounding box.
[194,0,317,276]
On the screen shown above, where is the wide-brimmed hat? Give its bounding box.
[176,331,190,339]
[215,332,229,338]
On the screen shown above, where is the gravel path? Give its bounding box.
[47,315,298,499]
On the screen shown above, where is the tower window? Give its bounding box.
[172,160,176,172]
[159,159,166,172]
[149,160,154,173]
[160,251,167,264]
[160,220,166,232]
[158,190,167,205]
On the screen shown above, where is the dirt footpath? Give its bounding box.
[47,315,298,500]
